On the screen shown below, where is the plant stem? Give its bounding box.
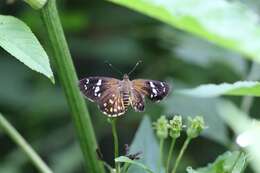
[40,1,104,173]
[111,119,120,173]
[122,163,130,173]
[158,138,164,173]
[241,62,259,114]
[229,150,243,173]
[171,137,191,173]
[102,161,114,173]
[166,138,176,173]
[0,113,53,173]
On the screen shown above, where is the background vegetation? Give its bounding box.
[1,0,260,173]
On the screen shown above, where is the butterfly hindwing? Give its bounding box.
[130,89,145,112]
[98,90,126,117]
[132,79,170,102]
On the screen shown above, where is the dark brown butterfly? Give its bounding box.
[79,74,170,117]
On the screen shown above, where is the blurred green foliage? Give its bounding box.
[1,0,260,173]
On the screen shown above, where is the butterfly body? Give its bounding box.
[79,74,170,117]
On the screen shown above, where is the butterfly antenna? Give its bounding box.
[105,61,123,76]
[128,60,142,75]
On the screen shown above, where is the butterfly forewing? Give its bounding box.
[79,77,126,117]
[79,77,119,102]
[132,79,170,102]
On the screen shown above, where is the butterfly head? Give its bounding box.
[123,74,129,80]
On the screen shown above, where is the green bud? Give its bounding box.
[24,0,47,10]
[153,116,168,139]
[186,116,205,139]
[168,115,182,138]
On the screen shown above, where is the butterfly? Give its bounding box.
[79,74,170,117]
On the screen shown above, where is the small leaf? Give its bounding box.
[187,151,247,173]
[178,81,260,97]
[218,101,260,173]
[115,156,154,173]
[128,116,163,173]
[0,15,54,82]
[109,0,260,63]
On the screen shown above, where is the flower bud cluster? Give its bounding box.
[153,115,205,139]
[186,116,205,139]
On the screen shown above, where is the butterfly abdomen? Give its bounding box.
[122,91,130,108]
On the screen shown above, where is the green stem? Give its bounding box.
[171,137,191,173]
[158,138,164,173]
[122,163,130,173]
[40,1,104,173]
[166,138,176,173]
[229,150,243,173]
[241,62,259,114]
[0,113,53,173]
[102,161,114,173]
[111,119,120,173]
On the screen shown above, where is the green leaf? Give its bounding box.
[187,151,247,173]
[173,33,246,76]
[164,93,229,145]
[128,116,162,173]
[178,81,260,97]
[218,101,260,173]
[0,15,54,82]
[115,156,154,173]
[109,0,260,63]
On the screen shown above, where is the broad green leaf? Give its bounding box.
[178,81,260,97]
[109,0,260,63]
[128,116,163,173]
[0,15,54,82]
[173,33,247,76]
[218,101,260,173]
[115,156,154,173]
[164,93,229,145]
[187,151,247,173]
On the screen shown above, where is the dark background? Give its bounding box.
[0,0,259,172]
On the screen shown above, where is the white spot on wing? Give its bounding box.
[98,93,101,97]
[152,88,157,96]
[86,79,89,84]
[96,79,102,86]
[160,82,164,87]
[94,86,100,95]
[149,81,155,88]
